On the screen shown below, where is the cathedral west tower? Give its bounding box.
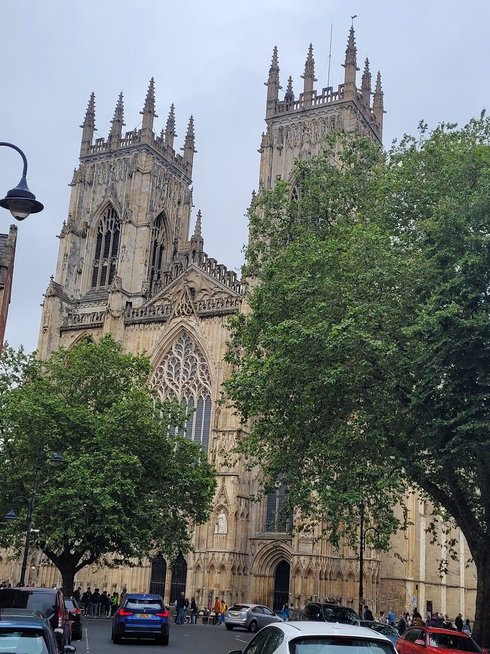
[9,25,473,622]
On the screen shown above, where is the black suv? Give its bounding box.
[303,602,360,625]
[0,586,71,651]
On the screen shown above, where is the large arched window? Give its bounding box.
[91,205,120,288]
[265,480,292,533]
[149,212,169,295]
[150,331,212,451]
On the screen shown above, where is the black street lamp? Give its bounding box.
[5,451,63,586]
[0,142,43,221]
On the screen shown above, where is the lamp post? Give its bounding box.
[358,495,365,619]
[0,142,43,220]
[5,451,63,586]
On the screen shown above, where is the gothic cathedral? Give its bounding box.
[25,27,475,618]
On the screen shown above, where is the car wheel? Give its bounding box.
[225,624,233,631]
[112,631,122,644]
[158,634,169,646]
[249,620,258,633]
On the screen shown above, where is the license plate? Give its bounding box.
[136,613,152,618]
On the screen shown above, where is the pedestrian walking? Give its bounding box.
[82,588,92,616]
[212,597,221,625]
[190,598,198,624]
[363,606,374,621]
[176,592,186,624]
[398,613,409,635]
[90,588,101,617]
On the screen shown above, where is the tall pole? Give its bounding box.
[19,486,35,586]
[359,496,365,618]
[19,449,42,586]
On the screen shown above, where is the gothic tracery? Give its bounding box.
[150,331,212,450]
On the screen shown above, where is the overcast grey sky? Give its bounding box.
[1,0,488,353]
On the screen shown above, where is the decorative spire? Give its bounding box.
[361,58,371,104]
[141,77,157,132]
[165,103,176,150]
[284,76,295,105]
[82,92,96,130]
[80,92,96,156]
[108,92,125,147]
[345,26,357,67]
[373,71,384,129]
[342,25,359,96]
[303,44,316,81]
[265,46,281,116]
[193,210,202,240]
[183,116,196,166]
[301,44,317,107]
[190,210,204,258]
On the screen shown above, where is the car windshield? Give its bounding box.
[320,607,360,625]
[428,633,480,652]
[370,625,398,637]
[125,599,163,611]
[291,636,396,654]
[228,605,249,611]
[0,630,49,654]
[0,590,55,618]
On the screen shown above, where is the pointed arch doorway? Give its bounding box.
[170,553,187,604]
[149,554,167,596]
[273,560,290,611]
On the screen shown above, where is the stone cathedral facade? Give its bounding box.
[1,27,475,619]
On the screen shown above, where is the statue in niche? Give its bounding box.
[215,510,227,534]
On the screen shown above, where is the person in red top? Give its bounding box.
[212,597,222,625]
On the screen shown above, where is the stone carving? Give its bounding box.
[215,511,228,534]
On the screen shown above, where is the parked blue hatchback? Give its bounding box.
[111,593,169,645]
[0,614,76,654]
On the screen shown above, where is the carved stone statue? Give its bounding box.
[215,510,227,534]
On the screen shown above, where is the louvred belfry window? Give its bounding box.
[149,212,169,295]
[150,331,212,452]
[91,205,120,288]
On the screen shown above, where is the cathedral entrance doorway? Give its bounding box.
[170,553,187,603]
[273,560,290,611]
[149,554,167,596]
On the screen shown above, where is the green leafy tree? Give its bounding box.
[226,117,490,645]
[0,336,216,595]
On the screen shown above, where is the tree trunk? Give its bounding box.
[58,562,76,598]
[472,547,490,648]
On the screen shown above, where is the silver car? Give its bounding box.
[227,621,398,654]
[225,603,282,632]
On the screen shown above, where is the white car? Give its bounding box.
[227,620,398,654]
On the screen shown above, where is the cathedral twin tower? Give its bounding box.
[30,26,428,613]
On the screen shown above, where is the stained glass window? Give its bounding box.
[151,331,212,451]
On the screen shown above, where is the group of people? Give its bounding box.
[174,593,229,625]
[175,592,200,624]
[73,586,123,617]
[372,607,472,636]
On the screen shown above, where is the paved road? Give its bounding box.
[79,616,254,654]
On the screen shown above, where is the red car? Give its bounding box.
[397,626,482,654]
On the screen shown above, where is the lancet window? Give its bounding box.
[150,331,212,452]
[91,205,120,288]
[149,212,169,295]
[265,480,292,533]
